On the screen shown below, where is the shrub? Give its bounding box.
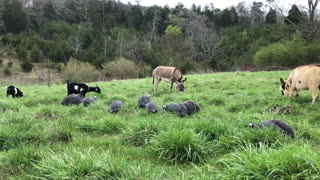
[0,59,3,66]
[150,129,210,163]
[1,35,11,46]
[4,68,11,76]
[8,61,13,67]
[20,62,33,72]
[103,57,142,79]
[61,58,100,82]
[16,45,28,61]
[30,45,41,62]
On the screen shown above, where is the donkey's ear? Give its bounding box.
[183,77,187,82]
[280,78,285,84]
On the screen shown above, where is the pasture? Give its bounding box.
[1,70,320,179]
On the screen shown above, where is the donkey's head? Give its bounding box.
[176,77,187,94]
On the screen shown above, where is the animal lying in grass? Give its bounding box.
[61,93,83,106]
[146,101,158,113]
[81,96,97,107]
[162,103,189,117]
[162,101,200,117]
[280,64,320,103]
[152,66,187,94]
[249,119,295,138]
[67,80,101,97]
[181,101,201,115]
[137,94,151,108]
[6,85,23,98]
[109,101,123,113]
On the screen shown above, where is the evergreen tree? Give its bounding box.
[43,0,57,21]
[230,7,239,25]
[265,8,277,24]
[285,4,303,24]
[2,0,27,33]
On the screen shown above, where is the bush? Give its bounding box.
[48,42,73,63]
[253,40,307,67]
[103,57,146,79]
[20,62,33,72]
[16,45,28,61]
[150,129,210,163]
[3,68,11,76]
[8,61,13,67]
[61,58,100,82]
[0,59,3,66]
[1,35,11,46]
[30,45,41,62]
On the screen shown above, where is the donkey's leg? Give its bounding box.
[154,77,160,92]
[170,82,174,92]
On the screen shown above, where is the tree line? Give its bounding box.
[0,0,319,77]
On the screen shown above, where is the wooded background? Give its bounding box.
[0,0,319,81]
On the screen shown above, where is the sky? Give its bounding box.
[120,0,307,10]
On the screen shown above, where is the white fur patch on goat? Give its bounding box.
[80,88,84,92]
[74,85,79,91]
[14,88,17,95]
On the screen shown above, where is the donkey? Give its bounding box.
[152,66,187,94]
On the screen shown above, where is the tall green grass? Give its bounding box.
[0,70,320,179]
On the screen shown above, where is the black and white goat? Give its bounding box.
[6,85,23,98]
[67,80,101,97]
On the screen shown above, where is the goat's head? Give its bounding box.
[95,85,101,93]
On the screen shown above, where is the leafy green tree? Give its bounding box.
[165,25,182,36]
[2,0,27,33]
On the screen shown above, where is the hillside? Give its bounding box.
[1,70,320,179]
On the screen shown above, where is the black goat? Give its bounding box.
[67,80,101,97]
[6,85,23,98]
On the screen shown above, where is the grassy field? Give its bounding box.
[1,70,320,179]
